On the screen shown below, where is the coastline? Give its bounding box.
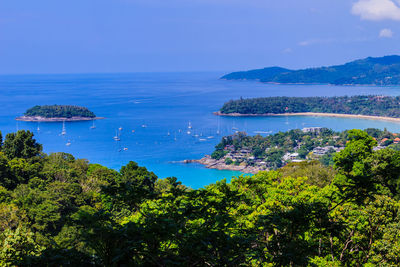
[15,116,105,122]
[214,112,400,123]
[184,156,264,174]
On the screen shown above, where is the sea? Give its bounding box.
[1,72,400,188]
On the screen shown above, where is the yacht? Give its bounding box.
[113,130,120,141]
[61,121,66,135]
[66,140,71,146]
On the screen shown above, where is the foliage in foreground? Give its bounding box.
[1,130,400,266]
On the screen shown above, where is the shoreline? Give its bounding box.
[214,112,400,123]
[15,116,105,122]
[183,156,264,174]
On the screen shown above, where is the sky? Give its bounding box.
[1,0,400,74]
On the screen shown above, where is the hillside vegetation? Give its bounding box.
[220,95,400,117]
[1,130,400,265]
[222,55,400,85]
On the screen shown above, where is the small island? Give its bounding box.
[216,95,400,121]
[189,128,400,173]
[16,105,104,122]
[222,55,400,86]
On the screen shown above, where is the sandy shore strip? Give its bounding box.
[214,112,400,123]
[16,116,105,122]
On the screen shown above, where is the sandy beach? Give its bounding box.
[214,112,400,123]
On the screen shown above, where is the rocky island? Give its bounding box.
[16,105,104,122]
[187,128,400,173]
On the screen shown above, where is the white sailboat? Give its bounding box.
[113,130,120,141]
[37,122,40,132]
[90,120,96,129]
[188,121,192,129]
[61,121,66,135]
[216,118,220,135]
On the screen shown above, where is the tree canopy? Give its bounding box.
[220,95,400,118]
[24,105,96,118]
[0,129,400,266]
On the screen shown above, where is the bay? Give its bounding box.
[1,72,400,188]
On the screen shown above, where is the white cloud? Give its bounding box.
[379,28,394,37]
[352,0,400,21]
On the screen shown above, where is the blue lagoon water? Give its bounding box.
[2,72,400,188]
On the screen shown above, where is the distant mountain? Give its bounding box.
[222,55,400,85]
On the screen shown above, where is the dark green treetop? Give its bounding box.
[24,105,96,118]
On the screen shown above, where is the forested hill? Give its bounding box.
[219,95,400,117]
[222,55,400,85]
[24,105,96,118]
[3,129,400,265]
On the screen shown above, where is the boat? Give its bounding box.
[187,130,191,135]
[61,121,66,135]
[119,127,123,131]
[90,120,96,129]
[66,140,71,146]
[207,136,214,139]
[113,130,120,141]
[199,138,207,142]
[167,131,170,136]
[141,124,147,128]
[188,121,192,129]
[37,122,40,132]
[216,117,220,135]
[123,147,128,151]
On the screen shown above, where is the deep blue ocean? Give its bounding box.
[2,72,400,188]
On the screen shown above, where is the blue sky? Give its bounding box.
[1,0,400,74]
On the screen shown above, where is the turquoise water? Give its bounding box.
[2,72,400,188]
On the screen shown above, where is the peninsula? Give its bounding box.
[189,128,399,173]
[222,55,400,86]
[217,95,400,120]
[16,105,103,122]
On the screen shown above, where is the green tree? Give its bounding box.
[0,227,43,266]
[333,129,377,203]
[3,130,42,159]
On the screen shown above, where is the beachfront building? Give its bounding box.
[302,127,322,133]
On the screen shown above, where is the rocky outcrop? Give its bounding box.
[184,155,266,174]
